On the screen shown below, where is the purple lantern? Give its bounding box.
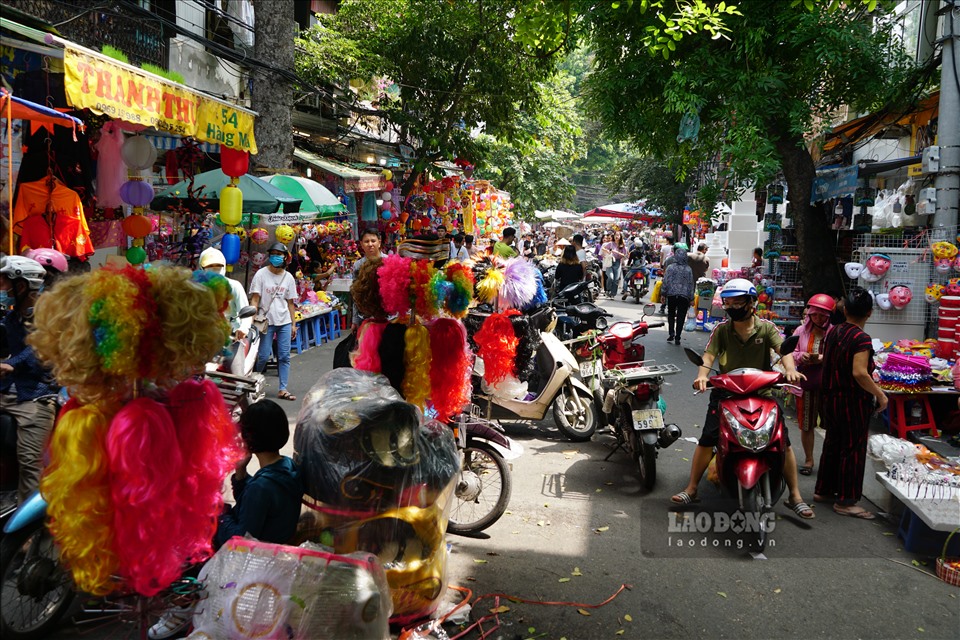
[119,180,156,208]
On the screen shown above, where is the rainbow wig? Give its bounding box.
[41,400,119,595]
[351,259,387,321]
[191,269,233,315]
[402,323,432,410]
[473,312,518,386]
[500,258,538,310]
[443,262,475,318]
[476,267,504,304]
[352,320,388,372]
[429,319,472,422]
[409,260,438,320]
[428,270,452,314]
[377,254,413,316]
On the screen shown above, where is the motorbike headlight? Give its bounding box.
[722,406,777,452]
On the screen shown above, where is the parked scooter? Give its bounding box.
[555,302,613,343]
[472,309,599,442]
[580,305,682,489]
[681,335,800,552]
[205,305,265,419]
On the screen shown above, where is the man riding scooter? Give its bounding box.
[0,256,59,503]
[670,278,815,520]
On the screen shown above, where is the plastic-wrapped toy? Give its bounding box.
[187,538,392,640]
[293,369,458,623]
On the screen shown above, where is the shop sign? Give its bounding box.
[63,47,257,154]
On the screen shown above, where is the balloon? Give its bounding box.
[381,191,393,202]
[221,233,241,264]
[399,212,409,223]
[381,201,392,211]
[119,180,155,207]
[219,183,243,226]
[220,147,249,179]
[382,169,393,181]
[122,214,153,239]
[384,181,394,191]
[275,224,295,243]
[381,209,392,220]
[121,136,157,170]
[126,245,147,265]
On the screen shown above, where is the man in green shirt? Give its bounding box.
[670,278,814,519]
[493,227,519,258]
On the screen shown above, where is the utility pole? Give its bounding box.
[251,0,295,170]
[933,0,959,230]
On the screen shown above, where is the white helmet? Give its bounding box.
[1,255,47,291]
[199,247,227,276]
[721,278,757,299]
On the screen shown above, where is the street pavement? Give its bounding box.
[45,296,960,639]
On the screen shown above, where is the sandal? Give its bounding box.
[799,465,813,476]
[277,391,297,401]
[833,505,876,520]
[670,491,699,505]
[784,500,815,519]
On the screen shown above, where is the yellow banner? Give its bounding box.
[63,48,257,154]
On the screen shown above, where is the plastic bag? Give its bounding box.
[684,318,697,332]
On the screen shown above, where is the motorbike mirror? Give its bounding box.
[683,347,704,367]
[642,303,656,319]
[237,305,258,319]
[780,335,800,356]
[596,316,608,330]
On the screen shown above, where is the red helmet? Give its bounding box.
[807,293,835,313]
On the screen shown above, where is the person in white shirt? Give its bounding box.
[249,242,299,402]
[451,233,470,261]
[199,247,252,340]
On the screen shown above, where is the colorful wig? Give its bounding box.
[191,269,233,315]
[167,378,243,563]
[409,260,439,320]
[476,268,504,304]
[473,312,518,386]
[402,323,432,410]
[500,258,539,310]
[379,322,408,391]
[40,400,119,595]
[352,320,388,372]
[428,270,452,314]
[443,263,474,318]
[428,319,472,422]
[377,254,413,316]
[351,259,387,320]
[106,398,186,595]
[522,269,548,312]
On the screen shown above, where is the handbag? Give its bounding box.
[253,277,284,335]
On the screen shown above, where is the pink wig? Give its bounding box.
[473,312,518,386]
[167,379,243,563]
[377,254,413,316]
[429,318,472,422]
[352,320,388,372]
[106,398,186,595]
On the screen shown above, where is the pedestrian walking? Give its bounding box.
[814,287,887,519]
[661,247,694,345]
[600,232,624,297]
[249,242,299,402]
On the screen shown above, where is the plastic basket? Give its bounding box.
[937,529,960,587]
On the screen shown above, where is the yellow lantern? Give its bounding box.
[220,182,243,226]
[275,224,296,244]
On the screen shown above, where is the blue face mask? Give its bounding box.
[0,290,12,309]
[268,255,285,268]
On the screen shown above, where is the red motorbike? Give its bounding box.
[682,335,800,552]
[579,305,682,489]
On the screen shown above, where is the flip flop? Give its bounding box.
[833,506,876,520]
[670,491,699,505]
[799,465,813,476]
[277,391,297,401]
[784,500,816,519]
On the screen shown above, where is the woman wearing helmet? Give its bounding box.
[24,248,69,288]
[248,242,298,401]
[670,278,814,519]
[788,294,836,475]
[1,256,59,501]
[199,246,252,340]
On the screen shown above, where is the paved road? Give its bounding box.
[42,297,960,639]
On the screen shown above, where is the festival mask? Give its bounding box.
[875,293,892,310]
[889,286,912,309]
[251,252,267,267]
[925,283,944,303]
[861,269,883,283]
[936,257,953,274]
[865,254,892,277]
[844,262,864,279]
[932,241,958,261]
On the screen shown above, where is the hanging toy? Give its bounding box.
[875,292,892,310]
[936,257,954,274]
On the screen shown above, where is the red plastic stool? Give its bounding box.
[886,394,939,440]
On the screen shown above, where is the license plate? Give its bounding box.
[579,360,603,378]
[632,408,664,431]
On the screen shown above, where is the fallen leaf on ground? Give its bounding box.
[489,605,510,614]
[474,559,488,564]
[572,567,583,576]
[595,526,609,533]
[882,532,894,536]
[717,592,727,598]
[773,588,781,594]
[563,450,578,456]
[558,577,570,583]
[616,631,625,636]
[596,488,602,493]
[605,482,614,485]
[918,628,924,633]
[544,503,550,508]
[537,520,545,527]
[577,608,591,616]
[911,560,920,567]
[512,531,520,534]
[528,627,536,634]
[682,458,690,462]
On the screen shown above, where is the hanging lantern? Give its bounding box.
[121,135,158,171]
[250,227,270,244]
[275,224,295,243]
[220,181,243,227]
[119,180,155,207]
[126,246,147,265]
[122,214,153,239]
[221,147,249,178]
[221,233,241,264]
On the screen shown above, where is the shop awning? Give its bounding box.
[583,202,663,221]
[152,170,301,215]
[293,147,384,192]
[263,174,347,218]
[0,88,83,135]
[823,92,939,154]
[41,35,257,153]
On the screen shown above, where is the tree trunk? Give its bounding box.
[773,134,844,298]
[252,1,294,170]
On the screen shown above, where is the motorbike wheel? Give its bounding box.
[0,520,74,639]
[628,431,657,490]
[447,441,513,535]
[741,485,770,553]
[552,385,597,442]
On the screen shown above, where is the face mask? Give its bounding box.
[0,290,12,309]
[726,306,752,322]
[269,255,285,268]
